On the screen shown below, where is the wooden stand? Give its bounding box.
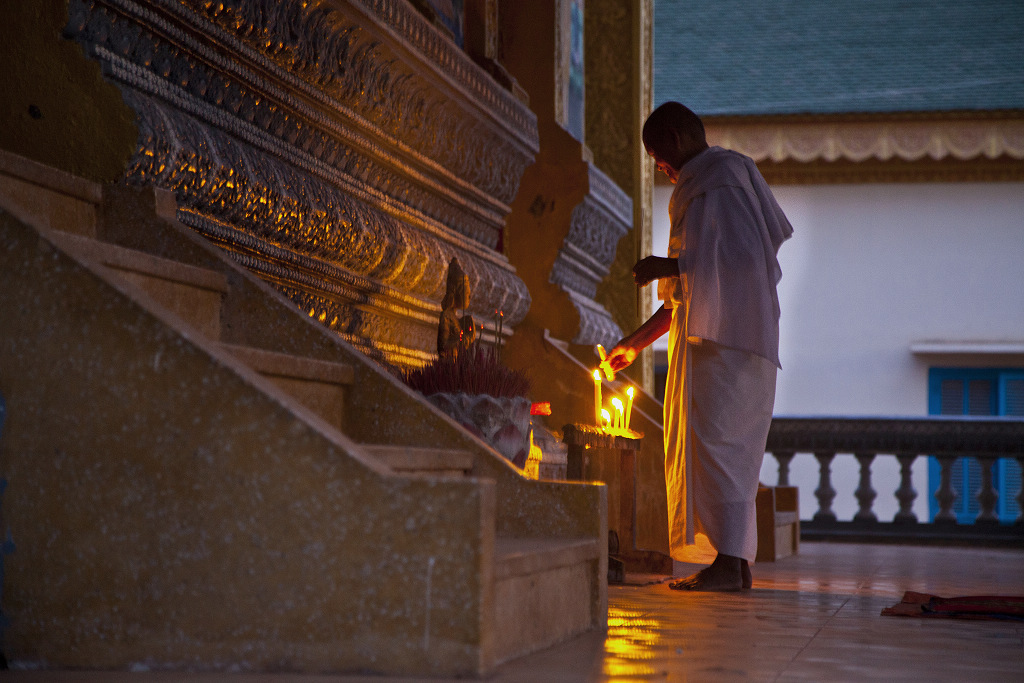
[756,485,800,562]
[563,424,673,582]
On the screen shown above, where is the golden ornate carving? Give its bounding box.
[66,0,539,365]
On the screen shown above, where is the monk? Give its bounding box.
[607,102,793,591]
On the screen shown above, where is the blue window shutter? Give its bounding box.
[963,379,994,522]
[997,373,1024,520]
[968,379,995,415]
[927,368,1021,523]
[959,458,983,523]
[939,379,964,414]
[998,459,1022,521]
[998,374,1024,417]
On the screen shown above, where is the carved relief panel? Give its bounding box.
[550,162,631,346]
[66,0,538,366]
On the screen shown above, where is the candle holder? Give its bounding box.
[561,423,671,583]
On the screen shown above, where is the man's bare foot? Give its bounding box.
[668,554,744,592]
[668,567,711,590]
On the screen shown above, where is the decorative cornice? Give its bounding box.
[706,114,1024,184]
[708,115,1024,164]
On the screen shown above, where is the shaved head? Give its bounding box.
[642,102,708,171]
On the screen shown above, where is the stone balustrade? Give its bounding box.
[764,416,1024,544]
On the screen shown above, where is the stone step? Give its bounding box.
[220,344,355,433]
[2,153,609,678]
[361,444,475,477]
[47,231,229,339]
[493,536,604,666]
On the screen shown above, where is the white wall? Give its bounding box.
[650,181,1024,520]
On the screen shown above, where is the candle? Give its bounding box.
[601,408,611,430]
[625,386,634,431]
[593,369,602,426]
[612,397,624,431]
[596,344,614,380]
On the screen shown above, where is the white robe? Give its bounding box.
[659,147,793,369]
[663,317,777,563]
[659,147,792,563]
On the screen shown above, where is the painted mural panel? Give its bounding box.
[567,0,585,141]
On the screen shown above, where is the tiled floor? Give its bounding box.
[7,542,1024,682]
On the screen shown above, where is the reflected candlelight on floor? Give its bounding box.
[603,606,662,679]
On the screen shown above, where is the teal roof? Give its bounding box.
[653,0,1024,116]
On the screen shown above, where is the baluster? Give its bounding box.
[772,450,795,487]
[893,453,918,524]
[933,456,958,523]
[975,456,999,523]
[853,452,877,522]
[813,451,837,523]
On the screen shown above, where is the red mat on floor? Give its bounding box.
[882,591,1024,621]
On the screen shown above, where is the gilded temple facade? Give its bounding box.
[4,0,653,377]
[64,0,539,368]
[0,0,657,675]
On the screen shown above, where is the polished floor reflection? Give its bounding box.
[7,542,1024,682]
[594,541,1024,682]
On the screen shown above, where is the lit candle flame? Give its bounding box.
[601,408,611,429]
[611,397,624,430]
[625,386,634,431]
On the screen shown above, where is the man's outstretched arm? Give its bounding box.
[606,305,673,371]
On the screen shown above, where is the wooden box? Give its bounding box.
[756,485,800,562]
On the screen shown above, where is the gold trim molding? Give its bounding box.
[707,116,1024,164]
[702,114,1024,184]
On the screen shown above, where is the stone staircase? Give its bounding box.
[0,150,607,676]
[362,445,476,478]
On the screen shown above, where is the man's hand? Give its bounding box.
[606,344,638,372]
[604,306,672,373]
[633,256,679,287]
